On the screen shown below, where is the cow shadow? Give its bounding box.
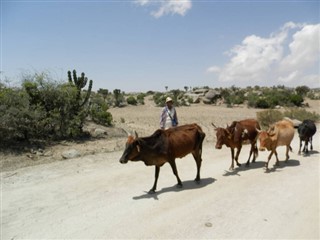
[223,161,266,176]
[299,150,319,157]
[265,159,300,173]
[132,177,216,200]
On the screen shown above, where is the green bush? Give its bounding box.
[0,71,114,147]
[257,108,320,129]
[89,94,113,126]
[256,109,284,129]
[126,96,137,105]
[283,108,320,122]
[137,93,145,105]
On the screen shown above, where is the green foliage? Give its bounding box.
[113,89,124,107]
[0,71,115,147]
[97,88,109,100]
[289,94,303,107]
[137,93,146,105]
[126,96,137,105]
[257,108,320,129]
[283,108,320,122]
[153,92,166,107]
[67,70,93,109]
[295,85,310,97]
[256,110,284,129]
[89,93,113,126]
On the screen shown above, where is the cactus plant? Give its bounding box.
[67,70,93,108]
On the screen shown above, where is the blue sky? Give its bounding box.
[1,0,319,92]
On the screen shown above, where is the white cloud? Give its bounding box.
[206,66,220,73]
[279,24,320,72]
[135,0,192,18]
[134,0,149,6]
[207,22,320,87]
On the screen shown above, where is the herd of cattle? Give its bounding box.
[119,119,317,194]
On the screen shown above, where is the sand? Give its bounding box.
[1,97,319,239]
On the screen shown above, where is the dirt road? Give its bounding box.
[1,131,319,239]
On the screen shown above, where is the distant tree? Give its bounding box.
[295,85,310,97]
[165,86,168,92]
[97,88,109,100]
[184,86,189,92]
[113,89,123,107]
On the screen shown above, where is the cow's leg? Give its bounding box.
[302,140,307,153]
[274,150,280,166]
[230,148,235,170]
[149,166,160,194]
[265,151,274,170]
[192,152,202,183]
[298,138,302,155]
[285,146,290,162]
[245,143,254,166]
[305,139,309,153]
[235,146,242,167]
[310,137,313,151]
[169,160,183,188]
[252,142,258,163]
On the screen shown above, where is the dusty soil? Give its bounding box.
[1,98,319,239]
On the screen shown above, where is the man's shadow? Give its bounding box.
[132,177,216,200]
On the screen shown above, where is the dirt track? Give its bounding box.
[1,129,319,239]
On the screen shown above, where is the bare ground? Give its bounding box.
[1,98,320,239]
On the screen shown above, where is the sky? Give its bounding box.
[1,0,319,92]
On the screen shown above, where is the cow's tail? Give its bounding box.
[196,126,206,155]
[289,145,293,152]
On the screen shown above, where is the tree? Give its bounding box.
[113,89,123,107]
[295,85,310,97]
[97,88,109,100]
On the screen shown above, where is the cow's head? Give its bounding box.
[212,123,232,149]
[119,131,141,164]
[256,129,274,151]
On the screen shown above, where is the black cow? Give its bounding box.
[298,119,317,154]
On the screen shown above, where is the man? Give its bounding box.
[160,97,179,129]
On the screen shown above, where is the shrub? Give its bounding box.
[256,109,284,129]
[89,94,113,126]
[126,96,137,105]
[137,93,146,105]
[283,108,320,122]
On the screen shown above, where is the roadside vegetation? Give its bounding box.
[1,70,319,148]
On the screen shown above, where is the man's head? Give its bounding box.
[166,97,173,109]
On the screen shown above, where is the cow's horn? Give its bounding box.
[211,123,218,129]
[134,131,139,139]
[255,127,261,133]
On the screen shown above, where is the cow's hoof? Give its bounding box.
[176,183,183,188]
[194,178,201,184]
[237,163,241,167]
[148,189,156,194]
[245,163,250,167]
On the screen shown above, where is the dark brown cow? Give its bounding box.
[119,123,206,193]
[212,119,261,170]
[257,119,295,170]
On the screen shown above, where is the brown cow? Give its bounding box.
[212,119,261,170]
[119,123,206,193]
[257,119,295,170]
